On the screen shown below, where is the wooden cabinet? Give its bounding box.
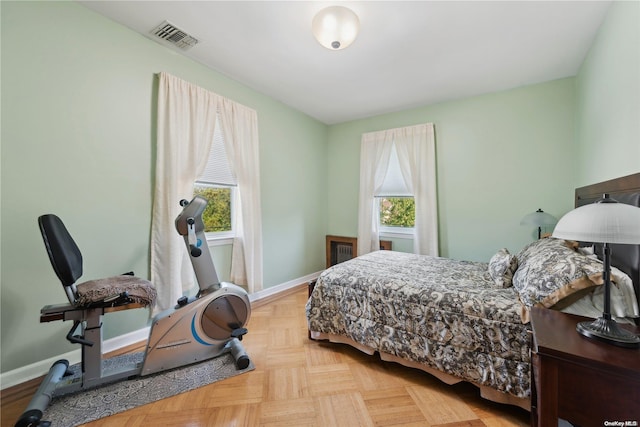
[530,307,640,427]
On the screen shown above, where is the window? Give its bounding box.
[193,184,234,234]
[152,72,264,306]
[195,116,236,239]
[379,197,415,230]
[358,123,436,256]
[376,143,415,236]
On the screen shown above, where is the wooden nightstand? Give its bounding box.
[530,307,640,427]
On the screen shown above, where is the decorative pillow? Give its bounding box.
[512,238,604,323]
[488,248,518,288]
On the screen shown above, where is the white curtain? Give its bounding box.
[357,123,438,257]
[217,97,263,292]
[395,124,438,256]
[150,72,263,313]
[357,130,394,255]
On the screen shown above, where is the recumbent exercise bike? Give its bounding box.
[16,196,251,427]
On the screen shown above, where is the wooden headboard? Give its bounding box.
[575,172,640,318]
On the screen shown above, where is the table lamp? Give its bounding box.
[552,194,640,348]
[521,208,557,239]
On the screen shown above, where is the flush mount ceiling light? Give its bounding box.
[312,6,360,50]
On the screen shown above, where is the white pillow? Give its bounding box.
[577,245,594,256]
[561,265,639,321]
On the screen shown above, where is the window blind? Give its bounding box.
[197,116,237,186]
[375,143,411,197]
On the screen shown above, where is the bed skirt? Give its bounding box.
[309,330,531,411]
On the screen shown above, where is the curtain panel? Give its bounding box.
[150,72,263,312]
[357,130,394,255]
[217,97,263,290]
[357,123,438,257]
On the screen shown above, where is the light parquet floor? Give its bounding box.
[1,285,530,426]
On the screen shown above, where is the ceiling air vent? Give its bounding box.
[151,21,198,50]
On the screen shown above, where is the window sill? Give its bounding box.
[205,234,235,246]
[380,228,415,240]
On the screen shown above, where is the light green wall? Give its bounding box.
[327,78,577,262]
[575,0,640,187]
[1,1,327,373]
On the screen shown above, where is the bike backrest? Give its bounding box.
[38,214,83,288]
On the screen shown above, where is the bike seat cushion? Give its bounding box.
[76,275,157,307]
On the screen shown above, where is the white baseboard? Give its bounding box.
[0,271,321,390]
[249,271,321,303]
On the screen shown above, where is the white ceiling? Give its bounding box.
[78,1,611,125]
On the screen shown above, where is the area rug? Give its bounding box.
[42,351,254,426]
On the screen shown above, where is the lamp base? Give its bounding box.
[576,317,640,348]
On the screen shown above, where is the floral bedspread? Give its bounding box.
[306,250,531,399]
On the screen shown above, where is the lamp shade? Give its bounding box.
[552,196,640,244]
[312,6,360,50]
[520,209,557,227]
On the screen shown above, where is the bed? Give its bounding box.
[306,173,640,410]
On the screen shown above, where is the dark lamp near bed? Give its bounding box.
[552,193,640,348]
[520,208,557,239]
